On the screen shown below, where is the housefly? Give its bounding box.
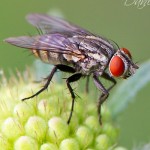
[4,14,139,124]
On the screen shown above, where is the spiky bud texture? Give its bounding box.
[0,71,127,150]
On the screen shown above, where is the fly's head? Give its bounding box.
[109,48,139,79]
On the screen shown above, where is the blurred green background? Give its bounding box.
[0,0,150,149]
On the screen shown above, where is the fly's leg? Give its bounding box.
[66,73,82,124]
[22,63,81,124]
[93,73,108,125]
[52,65,82,124]
[100,72,116,100]
[22,65,76,101]
[22,66,57,101]
[93,72,116,125]
[56,64,76,73]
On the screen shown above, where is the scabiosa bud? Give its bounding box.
[47,117,69,143]
[14,136,39,150]
[40,143,58,150]
[0,70,127,149]
[76,125,94,149]
[13,102,35,124]
[95,134,111,149]
[25,116,47,143]
[1,117,24,141]
[59,138,80,150]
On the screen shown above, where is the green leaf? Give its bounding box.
[108,60,150,118]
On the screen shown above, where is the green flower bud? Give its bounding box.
[40,143,58,150]
[14,136,38,150]
[0,71,127,149]
[1,117,24,141]
[37,98,60,120]
[101,105,111,122]
[0,133,11,150]
[102,123,119,144]
[13,102,35,124]
[76,125,94,149]
[62,111,79,134]
[37,99,52,119]
[84,115,100,133]
[25,116,47,143]
[47,117,69,143]
[59,138,80,150]
[95,134,111,150]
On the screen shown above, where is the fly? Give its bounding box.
[4,14,139,125]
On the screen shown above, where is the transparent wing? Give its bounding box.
[4,33,83,56]
[26,13,93,35]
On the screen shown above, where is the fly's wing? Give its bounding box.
[4,33,85,63]
[26,14,115,51]
[26,13,93,36]
[26,14,115,49]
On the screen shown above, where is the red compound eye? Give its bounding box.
[121,48,132,59]
[109,55,125,77]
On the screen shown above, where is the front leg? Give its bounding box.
[100,72,116,100]
[93,73,109,125]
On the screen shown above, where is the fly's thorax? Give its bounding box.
[77,35,114,50]
[75,55,109,75]
[77,35,114,55]
[62,49,84,63]
[74,35,115,72]
[87,51,108,65]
